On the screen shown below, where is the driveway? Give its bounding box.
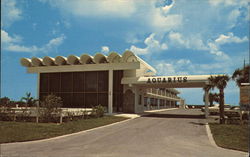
[1,109,247,157]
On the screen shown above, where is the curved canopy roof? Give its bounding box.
[55,56,67,65]
[80,54,94,64]
[20,51,156,75]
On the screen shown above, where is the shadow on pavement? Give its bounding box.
[189,122,206,125]
[142,113,205,119]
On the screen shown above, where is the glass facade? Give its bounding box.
[39,71,108,108]
[113,70,124,112]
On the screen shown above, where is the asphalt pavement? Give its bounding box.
[1,109,248,157]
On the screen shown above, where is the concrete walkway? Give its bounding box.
[1,109,248,157]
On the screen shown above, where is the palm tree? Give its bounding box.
[21,92,37,107]
[232,65,249,86]
[208,75,230,124]
[208,93,220,107]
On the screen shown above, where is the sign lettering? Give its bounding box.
[147,77,188,83]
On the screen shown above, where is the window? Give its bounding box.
[73,72,84,92]
[49,73,60,92]
[85,72,98,92]
[39,71,108,108]
[61,72,72,92]
[113,70,123,112]
[40,73,49,93]
[139,95,142,105]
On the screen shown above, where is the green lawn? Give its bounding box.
[209,123,249,152]
[0,116,128,143]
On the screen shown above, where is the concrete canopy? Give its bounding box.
[80,54,94,64]
[31,57,44,66]
[43,56,55,66]
[20,58,32,67]
[121,75,217,88]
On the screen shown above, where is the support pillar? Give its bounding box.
[147,97,150,110]
[157,99,160,109]
[37,73,40,103]
[108,70,113,114]
[205,89,209,118]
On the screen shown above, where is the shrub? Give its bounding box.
[0,97,10,107]
[39,94,63,122]
[91,104,105,118]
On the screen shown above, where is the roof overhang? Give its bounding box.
[20,51,156,75]
[27,62,140,73]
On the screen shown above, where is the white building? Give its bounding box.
[20,51,211,114]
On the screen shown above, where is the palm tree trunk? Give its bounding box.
[219,89,225,124]
[209,101,213,107]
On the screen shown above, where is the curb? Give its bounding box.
[205,123,217,147]
[2,118,134,145]
[144,108,178,113]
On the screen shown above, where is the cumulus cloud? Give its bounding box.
[130,33,168,55]
[207,42,230,60]
[2,29,66,54]
[168,32,208,50]
[101,46,110,54]
[154,59,194,76]
[208,0,248,7]
[154,54,242,76]
[39,0,136,18]
[1,29,22,43]
[150,11,182,32]
[2,0,22,27]
[215,32,248,45]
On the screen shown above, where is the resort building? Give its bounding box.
[20,51,182,113]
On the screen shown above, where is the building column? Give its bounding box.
[141,90,145,112]
[157,99,160,109]
[147,97,150,110]
[108,70,113,114]
[205,89,209,118]
[134,87,140,113]
[37,73,40,104]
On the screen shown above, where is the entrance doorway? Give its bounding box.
[123,89,135,113]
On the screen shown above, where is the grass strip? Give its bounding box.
[0,116,128,143]
[209,123,249,152]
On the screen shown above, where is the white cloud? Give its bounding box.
[155,62,176,75]
[215,32,248,45]
[151,11,182,32]
[2,0,22,27]
[2,29,66,54]
[40,0,136,18]
[101,46,110,54]
[161,0,175,14]
[208,0,248,7]
[6,45,39,53]
[207,42,230,60]
[130,33,168,55]
[168,32,185,46]
[41,34,66,53]
[41,0,182,33]
[1,29,22,43]
[228,9,241,27]
[168,32,208,50]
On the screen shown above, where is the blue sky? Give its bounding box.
[1,0,249,105]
